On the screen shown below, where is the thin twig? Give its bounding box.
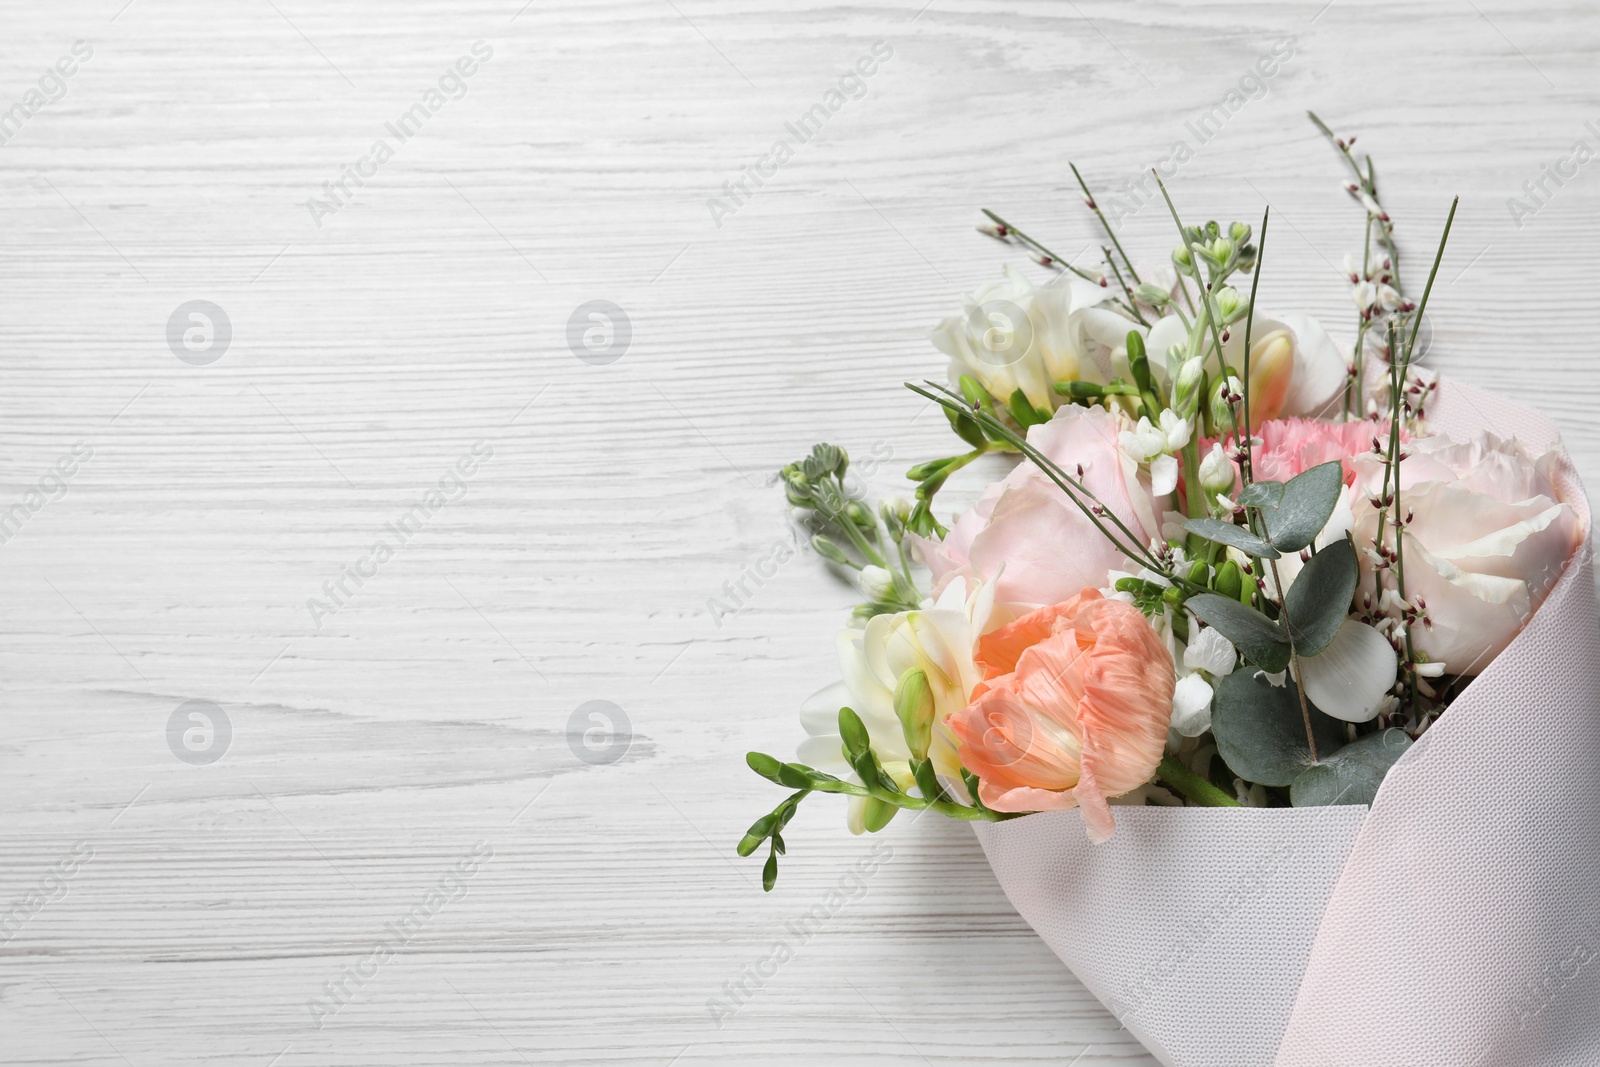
[1070,162,1143,285]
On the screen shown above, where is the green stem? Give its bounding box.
[1268,555,1320,763]
[1157,755,1241,807]
[1237,206,1269,483]
[1343,214,1374,421]
[1308,111,1404,294]
[909,382,1165,572]
[1102,250,1149,326]
[1071,162,1143,286]
[805,773,1017,821]
[981,209,1105,288]
[1180,439,1204,557]
[1404,196,1458,362]
[1152,172,1230,383]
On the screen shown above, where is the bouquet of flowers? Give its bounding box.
[735,114,1599,1067]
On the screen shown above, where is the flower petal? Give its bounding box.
[1183,622,1237,677]
[1150,454,1179,497]
[1170,673,1215,736]
[1297,620,1396,723]
[799,680,852,736]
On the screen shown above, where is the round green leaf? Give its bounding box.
[1291,728,1413,807]
[1238,480,1285,507]
[1263,461,1343,552]
[1212,668,1346,786]
[1283,539,1360,657]
[1184,517,1281,559]
[1186,593,1290,673]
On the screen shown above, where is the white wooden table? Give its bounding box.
[2,0,1595,1063]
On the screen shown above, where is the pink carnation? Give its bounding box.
[1216,417,1388,490]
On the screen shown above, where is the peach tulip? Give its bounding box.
[947,590,1175,842]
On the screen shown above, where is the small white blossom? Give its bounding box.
[1171,674,1215,737]
[1184,622,1238,677]
[1198,442,1236,497]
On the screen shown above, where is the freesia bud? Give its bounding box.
[1213,286,1248,324]
[1134,282,1172,306]
[893,667,935,761]
[1212,559,1243,600]
[811,535,851,566]
[857,564,896,602]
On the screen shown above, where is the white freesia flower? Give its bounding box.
[1143,310,1348,424]
[1227,312,1347,424]
[798,577,994,832]
[929,264,1129,413]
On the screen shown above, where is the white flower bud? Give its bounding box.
[1172,357,1206,418]
[1134,282,1172,306]
[857,565,896,602]
[1198,442,1236,497]
[881,495,913,524]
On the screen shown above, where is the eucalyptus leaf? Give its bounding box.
[1238,480,1285,507]
[1211,669,1346,786]
[1262,461,1343,552]
[1184,517,1281,559]
[1187,593,1291,673]
[1283,539,1360,657]
[1291,728,1413,807]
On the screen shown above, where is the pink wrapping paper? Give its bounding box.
[974,382,1600,1067]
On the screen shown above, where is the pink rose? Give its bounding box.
[1351,431,1584,675]
[915,405,1159,611]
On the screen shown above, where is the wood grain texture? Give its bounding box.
[0,0,1596,1063]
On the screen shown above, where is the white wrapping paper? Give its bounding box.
[974,383,1600,1067]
